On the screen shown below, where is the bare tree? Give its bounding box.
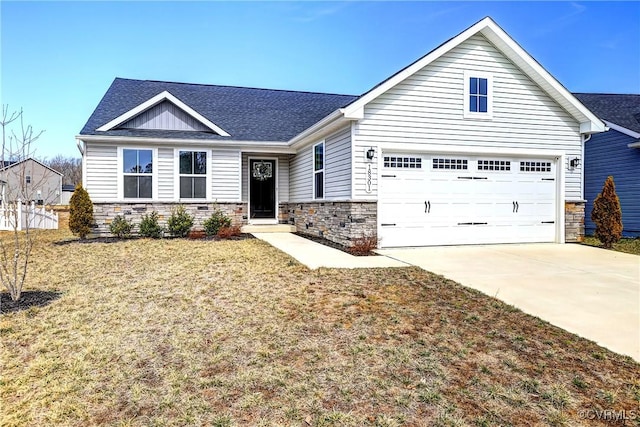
[43,154,82,186]
[0,105,47,303]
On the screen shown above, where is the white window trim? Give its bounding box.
[174,148,211,201]
[118,147,157,201]
[312,141,325,200]
[463,71,493,119]
[247,156,279,224]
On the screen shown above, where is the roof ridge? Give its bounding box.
[114,77,359,98]
[573,92,640,96]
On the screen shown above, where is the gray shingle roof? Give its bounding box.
[80,78,359,142]
[574,93,640,134]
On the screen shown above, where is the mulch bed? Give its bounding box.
[53,234,255,246]
[1,291,62,314]
[294,232,376,256]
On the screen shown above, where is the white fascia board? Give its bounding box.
[77,135,296,153]
[288,109,350,150]
[602,121,640,140]
[479,22,605,133]
[95,91,230,136]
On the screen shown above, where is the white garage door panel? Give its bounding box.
[379,153,558,247]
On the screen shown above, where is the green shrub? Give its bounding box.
[167,205,194,237]
[69,184,94,239]
[109,215,133,238]
[139,211,164,238]
[203,208,232,236]
[591,176,622,249]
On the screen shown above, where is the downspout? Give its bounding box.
[76,138,85,155]
[580,134,590,201]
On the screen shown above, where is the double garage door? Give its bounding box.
[379,153,558,247]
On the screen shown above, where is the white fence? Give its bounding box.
[0,201,59,231]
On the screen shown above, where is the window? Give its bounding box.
[313,142,324,199]
[179,151,207,198]
[520,161,551,172]
[433,158,468,170]
[123,149,152,198]
[26,175,31,184]
[464,71,492,119]
[478,160,511,171]
[384,156,422,169]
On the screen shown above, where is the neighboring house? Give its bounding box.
[0,158,63,205]
[76,17,605,248]
[61,184,76,205]
[574,93,640,238]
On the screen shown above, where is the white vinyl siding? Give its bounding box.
[120,100,211,131]
[289,145,313,201]
[354,34,582,199]
[324,126,352,199]
[84,143,118,200]
[211,150,241,201]
[241,153,289,202]
[157,148,174,200]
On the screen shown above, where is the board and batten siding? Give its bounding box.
[324,126,352,199]
[353,34,582,199]
[120,101,210,131]
[241,153,290,202]
[84,143,118,201]
[157,148,174,200]
[211,150,241,201]
[585,130,640,237]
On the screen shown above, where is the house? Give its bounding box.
[0,158,63,205]
[76,17,605,248]
[573,93,640,238]
[61,184,76,205]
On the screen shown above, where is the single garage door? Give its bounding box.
[378,153,557,247]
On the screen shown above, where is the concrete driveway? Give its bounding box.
[377,243,640,362]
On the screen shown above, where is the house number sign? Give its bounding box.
[365,164,372,193]
[252,161,273,181]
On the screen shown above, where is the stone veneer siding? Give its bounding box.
[93,202,247,236]
[283,201,377,247]
[565,201,585,243]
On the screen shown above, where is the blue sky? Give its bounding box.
[1,1,639,159]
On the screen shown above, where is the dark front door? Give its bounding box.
[249,159,276,219]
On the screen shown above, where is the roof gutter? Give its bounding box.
[288,109,351,149]
[603,121,640,140]
[76,137,85,155]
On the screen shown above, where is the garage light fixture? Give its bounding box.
[366,147,375,160]
[569,157,580,168]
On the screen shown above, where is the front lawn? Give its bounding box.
[582,236,640,255]
[1,229,638,426]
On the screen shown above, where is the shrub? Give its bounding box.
[591,176,622,249]
[139,211,164,238]
[217,225,241,239]
[69,184,94,239]
[203,208,232,236]
[347,234,379,256]
[167,205,194,237]
[109,215,133,238]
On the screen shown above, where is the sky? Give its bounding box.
[1,1,639,160]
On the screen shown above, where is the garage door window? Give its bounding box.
[520,161,551,172]
[478,159,511,171]
[384,156,422,168]
[433,158,468,170]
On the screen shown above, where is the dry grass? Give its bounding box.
[582,236,640,255]
[1,228,639,426]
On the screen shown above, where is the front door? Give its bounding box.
[249,159,276,219]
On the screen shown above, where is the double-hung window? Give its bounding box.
[179,151,207,199]
[313,142,324,199]
[123,149,153,198]
[464,71,492,119]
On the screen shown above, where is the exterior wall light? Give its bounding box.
[366,147,375,160]
[570,157,580,168]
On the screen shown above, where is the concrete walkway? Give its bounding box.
[252,232,409,269]
[377,243,640,362]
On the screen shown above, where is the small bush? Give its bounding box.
[217,225,241,239]
[109,215,133,238]
[69,184,94,239]
[203,208,232,236]
[167,205,194,237]
[591,176,622,249]
[347,234,379,256]
[139,211,164,238]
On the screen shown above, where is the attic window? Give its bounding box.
[463,71,493,119]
